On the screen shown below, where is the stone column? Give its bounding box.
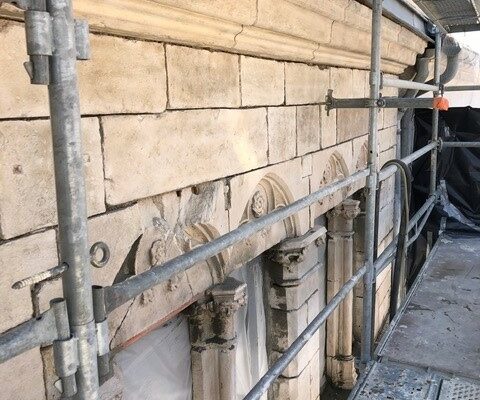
[266,226,327,400]
[326,199,361,390]
[189,277,247,400]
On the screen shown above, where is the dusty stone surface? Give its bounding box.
[102,109,268,205]
[297,105,321,156]
[321,108,337,149]
[0,229,57,333]
[285,63,329,105]
[256,0,331,45]
[0,348,46,400]
[0,118,105,239]
[241,56,285,106]
[0,21,48,118]
[166,45,240,109]
[79,34,167,115]
[268,107,297,164]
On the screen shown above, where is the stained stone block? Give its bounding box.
[270,297,309,352]
[268,107,297,164]
[269,268,320,311]
[241,56,285,106]
[0,229,58,333]
[0,348,46,400]
[102,109,268,205]
[321,108,337,149]
[285,63,329,105]
[269,331,320,378]
[297,105,321,156]
[166,45,240,109]
[269,357,312,400]
[0,118,105,238]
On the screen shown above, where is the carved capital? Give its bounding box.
[328,199,361,221]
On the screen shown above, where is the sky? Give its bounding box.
[451,32,480,54]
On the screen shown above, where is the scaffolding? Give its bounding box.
[0,0,480,399]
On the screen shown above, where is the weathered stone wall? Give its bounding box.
[0,1,429,398]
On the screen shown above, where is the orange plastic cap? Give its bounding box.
[433,96,449,111]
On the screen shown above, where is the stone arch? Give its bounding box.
[183,223,228,285]
[356,139,369,171]
[319,151,350,208]
[239,173,300,237]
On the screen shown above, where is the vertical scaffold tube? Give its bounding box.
[430,31,442,195]
[46,0,99,398]
[361,0,382,365]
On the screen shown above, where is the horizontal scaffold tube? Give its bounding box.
[442,141,480,148]
[379,142,436,182]
[0,307,57,363]
[105,169,370,312]
[444,85,480,92]
[382,77,439,92]
[243,265,368,400]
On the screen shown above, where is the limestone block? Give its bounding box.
[0,118,105,239]
[297,105,321,156]
[156,0,257,25]
[321,108,336,149]
[330,68,353,98]
[0,21,167,118]
[379,175,395,211]
[0,348,46,400]
[285,63,329,105]
[0,21,48,118]
[337,108,370,143]
[166,45,240,108]
[380,147,397,170]
[270,300,308,351]
[399,27,427,54]
[270,332,320,378]
[241,56,285,106]
[331,22,370,55]
[78,33,167,115]
[268,107,297,164]
[228,158,310,269]
[379,126,397,152]
[311,141,354,219]
[310,351,321,400]
[0,230,58,333]
[378,201,394,242]
[256,0,331,45]
[269,267,320,311]
[344,1,371,32]
[302,154,313,178]
[102,109,268,205]
[285,0,349,20]
[269,357,311,400]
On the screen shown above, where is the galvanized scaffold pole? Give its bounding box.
[361,0,383,365]
[430,31,442,195]
[47,0,99,398]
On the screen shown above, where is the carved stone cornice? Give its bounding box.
[0,0,427,74]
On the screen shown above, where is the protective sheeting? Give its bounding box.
[114,315,192,400]
[414,107,480,232]
[231,256,269,400]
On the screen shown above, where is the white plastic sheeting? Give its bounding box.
[114,256,269,400]
[114,315,192,400]
[231,256,269,400]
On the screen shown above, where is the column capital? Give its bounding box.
[327,199,361,221]
[211,277,247,317]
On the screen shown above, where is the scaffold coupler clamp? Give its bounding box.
[2,0,90,85]
[93,286,112,383]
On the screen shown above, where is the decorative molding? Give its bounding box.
[0,0,426,74]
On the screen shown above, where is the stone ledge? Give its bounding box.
[0,0,426,74]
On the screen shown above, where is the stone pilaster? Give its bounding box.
[189,278,247,400]
[326,199,361,390]
[266,226,327,400]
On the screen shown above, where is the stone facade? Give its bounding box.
[0,0,434,398]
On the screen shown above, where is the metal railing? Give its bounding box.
[1,0,479,399]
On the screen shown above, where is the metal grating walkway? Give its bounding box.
[350,233,480,399]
